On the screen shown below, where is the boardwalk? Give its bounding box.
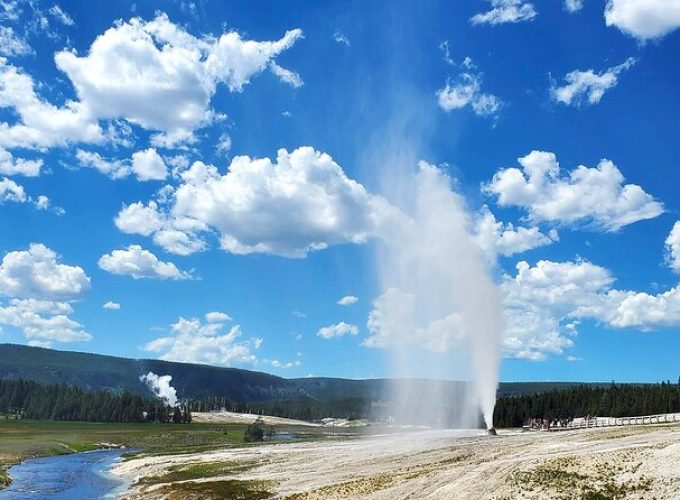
[545,412,680,431]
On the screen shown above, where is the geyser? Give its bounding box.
[370,161,503,429]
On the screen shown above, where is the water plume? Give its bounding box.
[369,161,503,429]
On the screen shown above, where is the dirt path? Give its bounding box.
[114,424,680,499]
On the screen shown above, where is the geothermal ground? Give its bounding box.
[114,423,680,499]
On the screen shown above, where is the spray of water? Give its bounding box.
[370,161,503,429]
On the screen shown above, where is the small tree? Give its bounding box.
[244,417,265,442]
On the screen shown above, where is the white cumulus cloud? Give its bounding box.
[76,148,167,181]
[502,255,680,359]
[474,205,559,259]
[54,13,302,146]
[0,13,302,151]
[0,244,91,343]
[317,321,359,339]
[103,301,120,310]
[0,176,26,204]
[144,315,258,366]
[116,147,392,258]
[551,58,636,106]
[0,146,43,176]
[665,221,680,273]
[0,243,90,300]
[605,0,680,40]
[564,0,583,13]
[484,150,663,231]
[205,311,231,323]
[337,295,359,306]
[98,245,191,280]
[437,58,502,118]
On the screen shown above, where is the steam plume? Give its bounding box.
[140,371,178,407]
[369,161,503,428]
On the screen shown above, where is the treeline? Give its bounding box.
[494,381,680,428]
[190,396,369,421]
[0,378,191,423]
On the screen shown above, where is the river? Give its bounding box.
[0,449,129,499]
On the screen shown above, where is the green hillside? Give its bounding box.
[0,343,596,403]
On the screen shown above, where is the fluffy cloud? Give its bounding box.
[75,150,129,179]
[471,0,537,25]
[337,295,359,306]
[116,147,392,258]
[205,311,231,323]
[437,58,502,118]
[0,146,42,176]
[97,245,191,280]
[75,148,168,181]
[114,201,164,236]
[317,321,359,339]
[0,244,91,343]
[665,222,680,273]
[605,0,680,40]
[53,13,302,146]
[0,13,302,152]
[0,298,91,342]
[0,243,90,300]
[551,58,636,106]
[0,176,26,203]
[0,57,101,150]
[144,315,258,366]
[0,178,61,213]
[588,287,680,330]
[484,150,663,231]
[474,205,558,259]
[564,0,584,13]
[103,301,120,310]
[502,256,680,359]
[502,259,613,360]
[131,148,167,180]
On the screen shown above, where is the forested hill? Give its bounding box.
[0,343,596,403]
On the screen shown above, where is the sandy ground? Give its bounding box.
[114,424,680,499]
[191,411,322,427]
[190,412,367,428]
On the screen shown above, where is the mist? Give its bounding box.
[369,161,503,429]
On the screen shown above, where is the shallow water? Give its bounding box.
[0,449,128,499]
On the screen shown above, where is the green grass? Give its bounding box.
[137,460,257,485]
[155,479,274,499]
[0,419,252,488]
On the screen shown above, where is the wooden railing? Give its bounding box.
[544,412,680,431]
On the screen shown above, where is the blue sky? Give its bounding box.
[1,0,680,382]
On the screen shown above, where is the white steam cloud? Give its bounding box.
[140,371,178,407]
[369,161,503,429]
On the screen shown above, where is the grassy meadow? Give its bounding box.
[0,418,339,491]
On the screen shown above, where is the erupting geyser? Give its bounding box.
[370,160,503,429]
